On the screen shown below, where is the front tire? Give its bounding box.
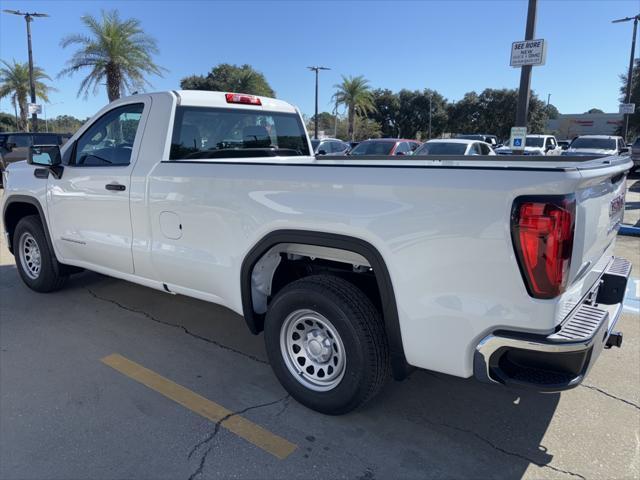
[13,215,67,292]
[264,275,389,414]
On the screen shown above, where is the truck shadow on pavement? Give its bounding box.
[2,265,564,479]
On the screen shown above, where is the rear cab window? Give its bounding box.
[170,107,310,160]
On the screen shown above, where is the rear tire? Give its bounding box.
[264,274,389,414]
[13,215,67,292]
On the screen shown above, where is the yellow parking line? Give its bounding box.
[101,353,297,459]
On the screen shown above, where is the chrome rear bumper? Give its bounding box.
[474,257,631,392]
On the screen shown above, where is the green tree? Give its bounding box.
[0,112,17,131]
[396,89,447,139]
[0,60,54,131]
[370,89,400,137]
[332,75,376,141]
[59,10,164,102]
[585,108,604,114]
[181,64,275,97]
[618,59,639,140]
[545,103,560,119]
[447,92,481,134]
[306,112,337,136]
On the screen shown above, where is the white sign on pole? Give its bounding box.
[28,103,42,115]
[510,126,527,151]
[510,39,547,67]
[619,103,636,114]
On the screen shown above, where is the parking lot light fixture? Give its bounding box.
[307,66,331,140]
[3,9,49,132]
[612,14,640,142]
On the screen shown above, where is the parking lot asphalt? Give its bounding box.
[0,188,639,480]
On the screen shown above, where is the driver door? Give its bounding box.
[47,101,147,274]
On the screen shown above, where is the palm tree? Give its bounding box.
[0,60,54,131]
[332,75,376,141]
[58,9,165,102]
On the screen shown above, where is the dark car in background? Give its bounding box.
[348,138,421,156]
[632,137,640,171]
[311,138,350,156]
[0,132,68,186]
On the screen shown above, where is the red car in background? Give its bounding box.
[348,138,421,156]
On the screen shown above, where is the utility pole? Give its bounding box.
[515,0,538,129]
[612,14,639,142]
[428,94,433,139]
[547,93,551,106]
[3,9,49,132]
[307,66,330,139]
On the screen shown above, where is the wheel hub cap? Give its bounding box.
[280,309,346,392]
[18,232,41,280]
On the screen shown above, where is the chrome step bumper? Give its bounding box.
[473,256,631,392]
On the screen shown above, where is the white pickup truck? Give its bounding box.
[1,91,633,414]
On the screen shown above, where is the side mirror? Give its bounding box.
[28,145,62,166]
[317,149,327,156]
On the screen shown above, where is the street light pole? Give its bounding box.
[3,9,49,132]
[307,66,330,139]
[613,14,640,142]
[515,0,538,129]
[428,95,432,140]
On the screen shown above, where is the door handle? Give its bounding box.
[105,183,126,191]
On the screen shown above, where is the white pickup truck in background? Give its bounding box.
[1,91,633,414]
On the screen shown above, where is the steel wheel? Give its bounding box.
[18,232,41,280]
[280,309,346,392]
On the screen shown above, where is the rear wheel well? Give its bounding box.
[241,231,410,380]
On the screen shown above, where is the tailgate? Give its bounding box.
[565,156,632,301]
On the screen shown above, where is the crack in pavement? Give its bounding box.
[186,394,291,480]
[580,384,640,411]
[85,288,268,365]
[409,414,586,480]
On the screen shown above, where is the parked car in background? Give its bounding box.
[414,139,495,156]
[1,132,68,186]
[456,134,500,149]
[495,135,562,156]
[632,137,640,171]
[348,138,421,156]
[311,138,350,156]
[562,135,628,157]
[557,139,572,150]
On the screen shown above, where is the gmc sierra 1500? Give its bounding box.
[1,91,633,414]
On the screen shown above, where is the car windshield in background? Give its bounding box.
[170,107,310,159]
[525,137,544,147]
[415,142,468,155]
[349,141,395,155]
[570,138,616,150]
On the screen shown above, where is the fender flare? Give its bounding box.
[240,229,410,380]
[2,194,55,257]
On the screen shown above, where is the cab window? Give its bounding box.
[170,106,310,160]
[73,103,144,167]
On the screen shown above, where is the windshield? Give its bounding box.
[415,142,468,155]
[570,138,616,150]
[349,141,395,155]
[170,107,310,159]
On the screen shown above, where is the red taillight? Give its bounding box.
[225,93,262,105]
[511,196,576,299]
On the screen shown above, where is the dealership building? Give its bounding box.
[546,112,623,139]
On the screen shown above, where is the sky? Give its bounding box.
[0,0,638,121]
